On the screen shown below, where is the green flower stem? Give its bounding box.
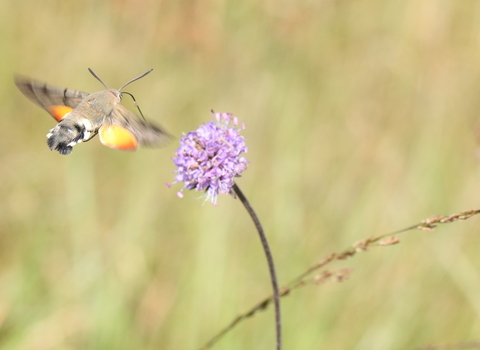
[233,183,282,350]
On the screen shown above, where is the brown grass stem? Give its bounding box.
[199,208,480,348]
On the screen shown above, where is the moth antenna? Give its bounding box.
[118,69,153,91]
[122,91,147,121]
[88,68,109,90]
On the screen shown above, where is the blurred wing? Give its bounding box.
[99,123,139,151]
[99,104,171,151]
[14,75,89,121]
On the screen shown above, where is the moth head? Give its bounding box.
[113,89,122,103]
[100,88,122,104]
[46,119,86,155]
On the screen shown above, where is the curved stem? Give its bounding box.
[232,183,282,350]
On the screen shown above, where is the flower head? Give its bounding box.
[168,112,248,204]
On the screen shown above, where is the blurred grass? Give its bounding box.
[1,0,480,349]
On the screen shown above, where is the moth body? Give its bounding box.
[46,89,121,154]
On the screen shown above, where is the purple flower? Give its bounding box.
[168,111,249,204]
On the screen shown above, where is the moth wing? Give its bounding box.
[99,104,171,151]
[98,123,139,151]
[14,75,89,121]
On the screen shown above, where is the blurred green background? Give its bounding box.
[1,0,480,349]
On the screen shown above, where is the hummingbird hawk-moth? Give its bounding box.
[14,68,170,155]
